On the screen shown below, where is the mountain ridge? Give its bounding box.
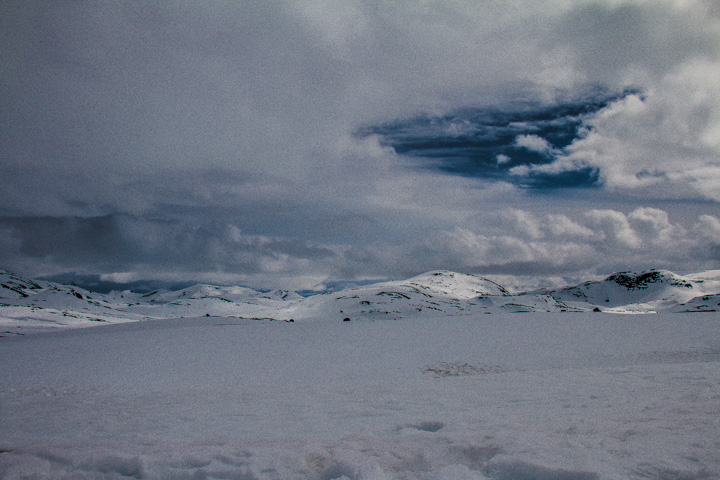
[1,268,719,332]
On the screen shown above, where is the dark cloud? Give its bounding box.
[1,215,134,263]
[0,214,338,288]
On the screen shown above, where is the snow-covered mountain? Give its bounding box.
[545,269,720,313]
[122,283,302,319]
[0,269,152,330]
[2,268,719,332]
[0,269,298,330]
[279,271,513,322]
[282,269,720,321]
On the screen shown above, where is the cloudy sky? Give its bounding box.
[2,0,719,292]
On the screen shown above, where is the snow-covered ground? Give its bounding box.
[1,312,719,479]
[2,269,720,478]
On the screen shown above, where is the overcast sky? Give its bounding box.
[2,0,719,291]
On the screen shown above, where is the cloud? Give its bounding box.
[584,209,642,249]
[627,207,682,244]
[1,206,718,291]
[556,0,720,86]
[359,93,620,188]
[496,154,511,165]
[514,135,556,155]
[0,214,340,290]
[507,62,720,200]
[515,50,720,200]
[5,2,718,211]
[500,209,544,240]
[566,61,720,200]
[545,214,595,238]
[1,1,719,289]
[335,207,720,286]
[695,214,720,244]
[692,214,720,262]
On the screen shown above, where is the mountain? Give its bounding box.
[276,270,510,322]
[1,269,146,311]
[2,268,720,332]
[280,270,593,321]
[400,270,510,297]
[126,284,302,319]
[546,269,720,313]
[0,270,297,330]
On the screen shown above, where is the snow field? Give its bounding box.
[1,313,719,479]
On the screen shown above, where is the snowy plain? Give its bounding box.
[2,312,720,479]
[1,269,720,479]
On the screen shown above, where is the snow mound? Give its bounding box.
[670,293,720,313]
[140,284,262,303]
[686,269,720,282]
[0,270,44,300]
[548,269,718,312]
[280,271,601,322]
[400,270,510,298]
[0,270,152,329]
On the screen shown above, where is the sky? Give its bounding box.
[1,0,719,292]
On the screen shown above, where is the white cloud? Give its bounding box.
[504,59,720,201]
[3,206,717,290]
[563,60,720,200]
[584,209,642,249]
[501,209,544,240]
[545,214,595,238]
[496,154,511,165]
[628,207,683,244]
[100,272,141,284]
[5,1,719,216]
[341,207,717,284]
[514,134,556,155]
[508,165,531,177]
[694,214,720,244]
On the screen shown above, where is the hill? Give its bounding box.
[546,269,720,313]
[2,268,720,332]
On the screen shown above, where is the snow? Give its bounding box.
[2,312,719,479]
[2,268,720,478]
[669,293,720,313]
[3,269,720,332]
[544,270,720,314]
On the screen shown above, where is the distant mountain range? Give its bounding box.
[1,268,719,332]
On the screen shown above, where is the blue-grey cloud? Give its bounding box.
[357,90,636,189]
